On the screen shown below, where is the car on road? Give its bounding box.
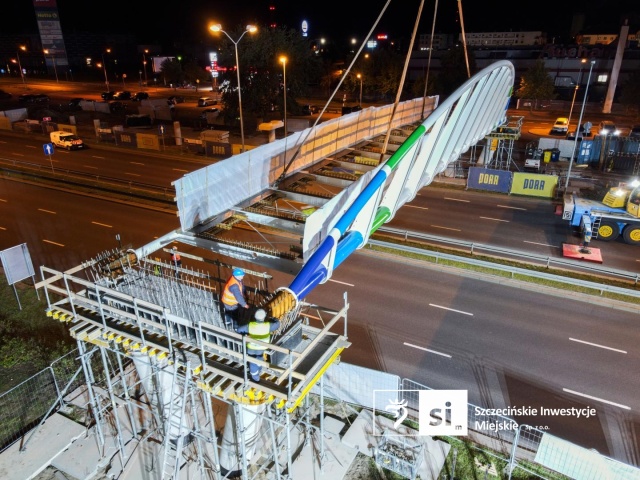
[630,125,640,139]
[131,92,149,101]
[68,98,85,110]
[598,120,619,136]
[18,93,50,104]
[50,131,85,150]
[112,91,132,100]
[0,89,12,100]
[101,91,115,100]
[566,130,584,141]
[550,117,569,135]
[168,95,185,105]
[197,97,217,107]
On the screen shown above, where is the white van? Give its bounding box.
[50,131,85,150]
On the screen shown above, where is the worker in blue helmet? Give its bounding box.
[236,308,280,383]
[221,268,248,328]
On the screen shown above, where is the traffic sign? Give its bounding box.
[43,143,54,155]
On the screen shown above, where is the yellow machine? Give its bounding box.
[601,181,640,218]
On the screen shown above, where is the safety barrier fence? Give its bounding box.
[371,231,640,294]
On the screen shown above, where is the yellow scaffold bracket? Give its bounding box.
[52,311,60,319]
[193,365,203,375]
[287,348,344,413]
[46,309,53,317]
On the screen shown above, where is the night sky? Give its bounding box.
[9,0,639,45]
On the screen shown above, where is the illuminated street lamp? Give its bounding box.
[16,45,26,85]
[357,73,363,107]
[101,48,111,92]
[143,49,149,88]
[567,58,587,131]
[210,23,257,153]
[280,55,287,138]
[43,49,59,83]
[565,59,595,192]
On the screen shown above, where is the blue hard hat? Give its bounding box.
[232,268,245,277]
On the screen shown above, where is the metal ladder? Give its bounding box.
[161,361,190,479]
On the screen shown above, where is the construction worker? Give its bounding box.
[170,246,182,278]
[236,309,280,383]
[221,268,248,328]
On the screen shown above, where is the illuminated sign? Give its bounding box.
[209,52,218,78]
[301,20,308,37]
[376,34,388,40]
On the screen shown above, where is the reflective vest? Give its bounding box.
[247,321,271,350]
[222,276,243,307]
[171,252,181,262]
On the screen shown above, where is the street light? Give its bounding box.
[357,73,363,107]
[101,48,111,92]
[16,45,26,85]
[565,59,595,192]
[43,49,59,83]
[210,23,257,153]
[567,58,587,131]
[280,56,287,138]
[143,49,149,88]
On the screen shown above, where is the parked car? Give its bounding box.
[101,91,115,100]
[131,92,149,101]
[302,104,319,115]
[108,101,126,113]
[0,89,12,100]
[598,120,619,136]
[168,95,185,105]
[112,91,132,100]
[18,93,49,104]
[197,97,217,107]
[550,117,569,135]
[68,98,85,110]
[566,130,584,141]
[630,125,640,139]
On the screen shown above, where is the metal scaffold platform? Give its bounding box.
[38,246,350,479]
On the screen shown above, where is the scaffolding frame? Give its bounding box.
[37,247,350,480]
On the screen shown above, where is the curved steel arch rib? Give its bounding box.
[288,60,515,302]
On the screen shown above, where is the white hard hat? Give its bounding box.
[254,309,266,321]
[172,246,177,250]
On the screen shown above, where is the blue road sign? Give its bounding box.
[43,143,54,155]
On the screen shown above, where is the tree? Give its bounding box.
[516,60,556,110]
[433,47,476,99]
[619,69,640,118]
[160,58,184,87]
[213,25,323,125]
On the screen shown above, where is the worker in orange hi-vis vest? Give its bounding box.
[221,268,249,328]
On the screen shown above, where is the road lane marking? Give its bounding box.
[497,204,526,211]
[26,145,37,149]
[92,155,106,160]
[173,168,189,173]
[562,388,630,410]
[444,197,469,202]
[0,198,7,202]
[43,239,65,247]
[524,240,560,248]
[329,279,354,286]
[0,226,6,230]
[83,165,98,169]
[569,337,627,354]
[404,342,452,358]
[130,161,145,165]
[431,225,461,231]
[10,152,25,156]
[38,208,57,214]
[429,303,473,316]
[91,221,113,228]
[406,205,428,210]
[480,216,509,222]
[125,172,141,177]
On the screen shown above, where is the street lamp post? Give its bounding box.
[280,56,287,138]
[567,58,587,131]
[565,60,595,192]
[210,24,257,153]
[101,49,111,92]
[16,46,26,85]
[143,49,149,88]
[357,73,363,107]
[43,49,59,83]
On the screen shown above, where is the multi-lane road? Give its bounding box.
[1,94,639,466]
